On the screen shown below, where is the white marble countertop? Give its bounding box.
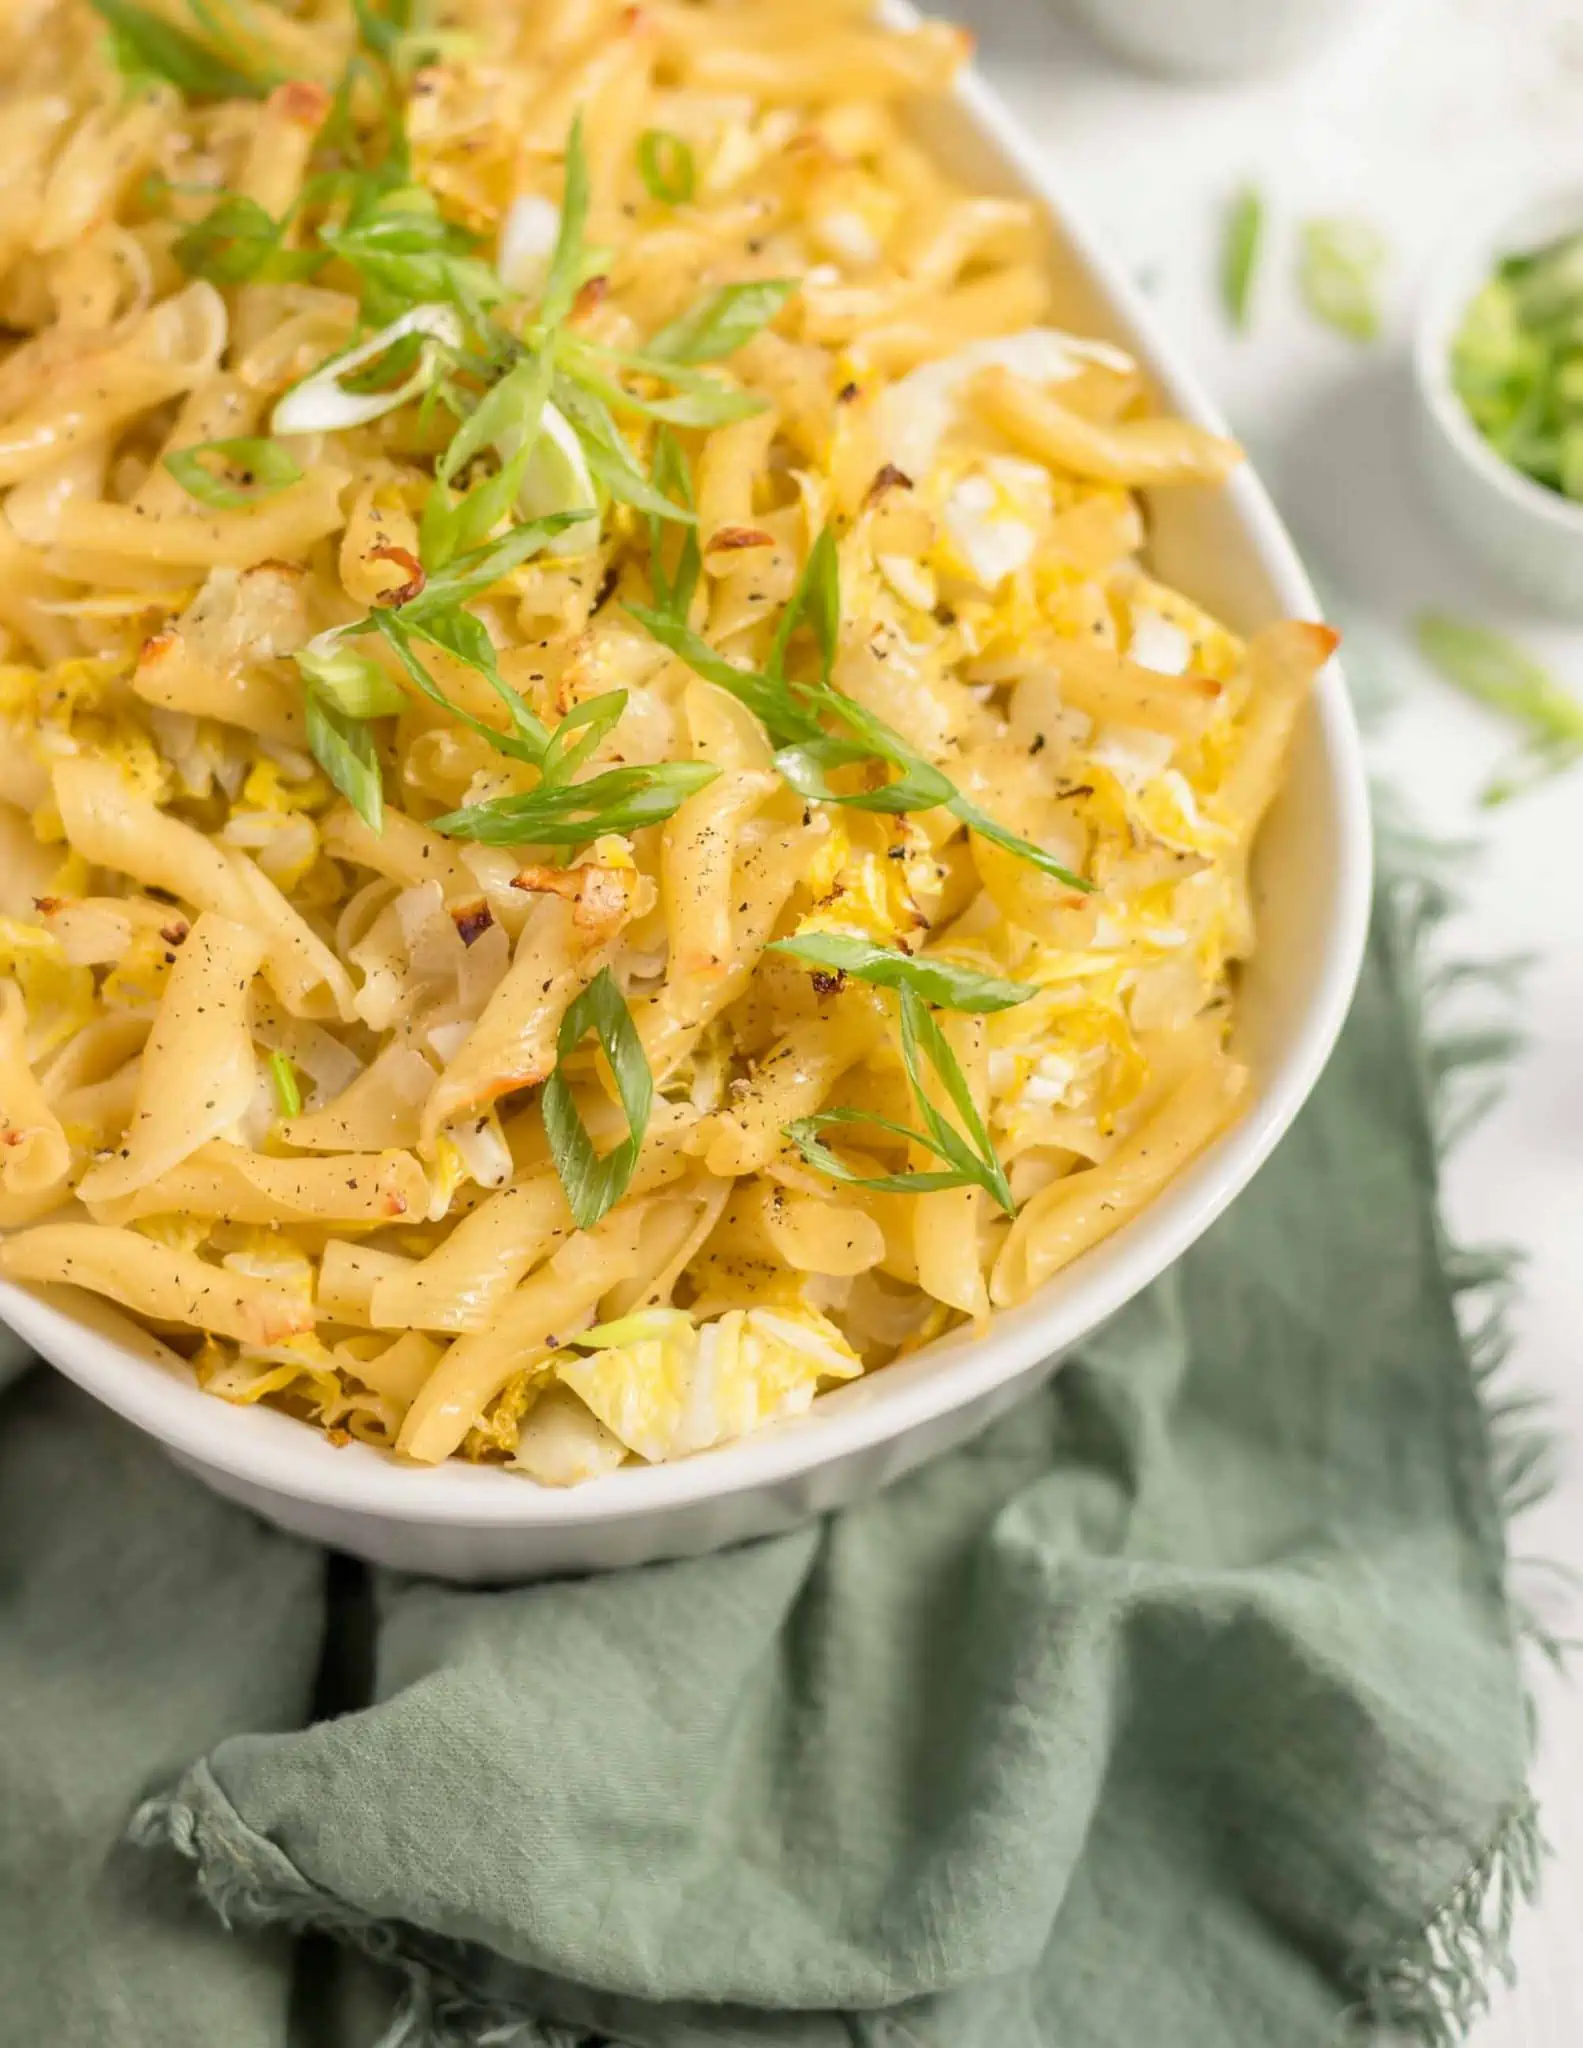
[962,0,1583,2034]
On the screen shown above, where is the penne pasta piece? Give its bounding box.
[738,1179,886,1276]
[972,365,1244,488]
[662,766,781,979]
[37,467,350,569]
[990,1056,1249,1307]
[76,913,265,1205]
[0,1222,315,1345]
[0,284,227,487]
[49,1060,143,1151]
[1217,621,1338,835]
[697,412,779,572]
[339,1329,444,1413]
[0,96,74,272]
[396,1205,652,1463]
[321,803,481,899]
[278,1045,436,1153]
[1213,621,1337,958]
[1042,636,1227,740]
[849,267,1050,376]
[599,1174,733,1319]
[676,22,971,101]
[637,816,819,1081]
[0,981,69,1197]
[53,756,355,1019]
[419,885,634,1150]
[317,1239,417,1325]
[34,99,168,255]
[239,80,331,218]
[372,1099,697,1332]
[85,1141,429,1229]
[375,1169,575,1334]
[132,376,265,518]
[39,1012,150,1101]
[894,196,1038,293]
[701,998,885,1178]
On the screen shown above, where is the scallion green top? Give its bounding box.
[1452,228,1583,503]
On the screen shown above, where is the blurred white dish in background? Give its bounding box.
[1060,0,1374,80]
[1414,183,1583,620]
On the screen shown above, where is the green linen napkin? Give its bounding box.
[0,860,1544,2048]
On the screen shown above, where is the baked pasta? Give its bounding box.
[0,0,1336,1480]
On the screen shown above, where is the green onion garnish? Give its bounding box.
[768,934,1032,1012]
[784,985,1015,1215]
[266,1050,303,1118]
[541,968,652,1230]
[1297,216,1387,343]
[1451,227,1583,504]
[164,436,303,510]
[1221,186,1263,332]
[637,129,696,207]
[1414,613,1583,804]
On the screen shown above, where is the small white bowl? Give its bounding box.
[0,4,1372,1582]
[1062,0,1374,80]
[1415,184,1583,618]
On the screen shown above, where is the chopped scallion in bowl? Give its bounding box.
[1451,228,1583,502]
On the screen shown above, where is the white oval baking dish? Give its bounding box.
[0,10,1372,1581]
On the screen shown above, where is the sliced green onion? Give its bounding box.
[388,25,476,72]
[573,1307,692,1349]
[1503,230,1583,329]
[266,1049,303,1118]
[553,379,693,525]
[1297,216,1386,344]
[172,194,317,286]
[304,691,384,834]
[351,0,408,58]
[645,427,701,621]
[536,690,628,785]
[509,398,601,551]
[339,328,428,396]
[1451,230,1583,504]
[636,129,695,207]
[294,630,408,718]
[555,336,764,428]
[784,985,1015,1214]
[436,351,544,483]
[430,760,719,846]
[628,530,1093,891]
[541,967,652,1231]
[318,203,504,327]
[271,303,463,434]
[91,0,273,100]
[368,610,550,766]
[646,278,800,365]
[624,600,822,743]
[538,113,591,331]
[164,436,302,510]
[769,934,1032,1012]
[397,509,595,617]
[1221,186,1263,332]
[1414,613,1583,804]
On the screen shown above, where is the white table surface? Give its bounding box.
[961,0,1583,2035]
